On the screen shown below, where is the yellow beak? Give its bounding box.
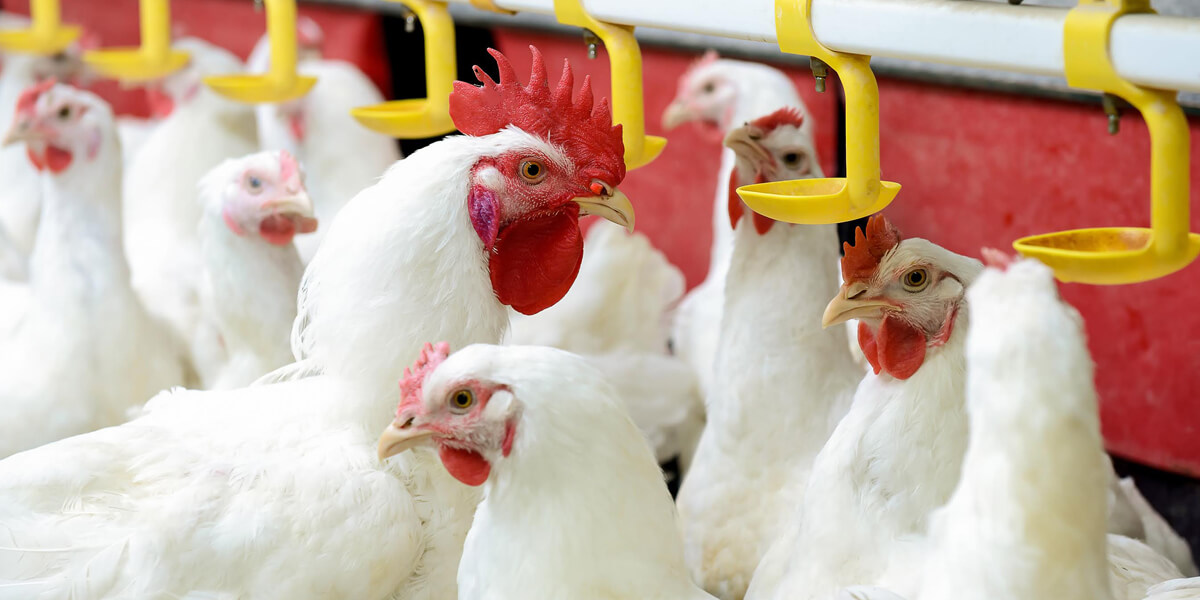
[573,188,635,233]
[661,100,692,130]
[822,283,894,328]
[377,422,435,461]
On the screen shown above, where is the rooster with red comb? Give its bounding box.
[0,46,632,600]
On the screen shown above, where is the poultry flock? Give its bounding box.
[0,13,1193,600]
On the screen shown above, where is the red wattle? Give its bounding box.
[727,168,744,229]
[288,112,307,142]
[43,146,72,173]
[489,207,583,316]
[259,214,298,246]
[876,316,927,380]
[146,88,175,118]
[438,445,491,486]
[857,321,882,375]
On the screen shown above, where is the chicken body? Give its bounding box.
[192,151,316,389]
[662,55,808,400]
[0,84,188,458]
[841,257,1185,600]
[677,108,860,600]
[0,45,87,266]
[378,344,715,600]
[123,37,259,351]
[248,30,401,263]
[0,49,632,599]
[746,223,983,600]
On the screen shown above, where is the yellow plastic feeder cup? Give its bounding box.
[205,0,316,103]
[554,0,666,170]
[84,0,189,82]
[1012,0,1199,285]
[737,0,900,225]
[350,0,458,139]
[0,0,80,55]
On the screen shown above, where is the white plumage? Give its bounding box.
[0,46,634,598]
[192,150,316,389]
[0,83,188,458]
[747,228,983,600]
[662,55,810,401]
[247,24,401,264]
[123,37,259,353]
[677,107,860,600]
[378,343,716,600]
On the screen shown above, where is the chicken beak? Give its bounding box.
[2,120,35,147]
[822,284,894,328]
[263,194,318,234]
[573,188,635,233]
[723,125,772,169]
[377,422,435,461]
[661,100,692,130]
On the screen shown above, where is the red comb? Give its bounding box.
[841,214,902,282]
[749,107,805,132]
[16,79,56,117]
[397,342,452,417]
[448,46,626,185]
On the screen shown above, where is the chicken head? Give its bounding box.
[722,106,821,234]
[377,341,521,487]
[202,149,318,246]
[822,215,982,380]
[3,80,110,174]
[448,46,634,316]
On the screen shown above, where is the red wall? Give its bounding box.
[8,1,1200,474]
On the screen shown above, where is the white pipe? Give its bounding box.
[440,0,1200,93]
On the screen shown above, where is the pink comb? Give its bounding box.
[448,46,626,185]
[396,342,452,417]
[981,247,1016,271]
[678,49,719,92]
[842,214,903,283]
[16,79,56,117]
[749,106,805,132]
[278,149,299,183]
[297,16,324,50]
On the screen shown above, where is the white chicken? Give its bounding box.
[840,254,1186,600]
[377,342,716,600]
[676,107,861,600]
[192,150,317,390]
[746,215,983,600]
[0,82,189,458]
[247,17,401,263]
[0,47,633,599]
[123,36,259,352]
[0,39,89,268]
[506,220,703,468]
[661,52,809,399]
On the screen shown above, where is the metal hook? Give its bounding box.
[254,0,264,12]
[810,56,828,93]
[1102,93,1121,135]
[402,7,417,33]
[583,29,599,60]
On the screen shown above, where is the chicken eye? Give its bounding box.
[782,151,804,167]
[702,81,716,94]
[902,268,930,292]
[519,159,547,184]
[57,105,71,120]
[449,389,475,413]
[246,175,264,193]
